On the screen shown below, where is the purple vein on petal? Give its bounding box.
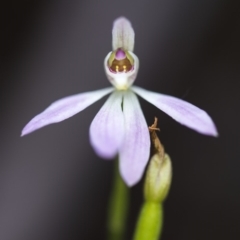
[119,91,150,187]
[90,91,125,159]
[21,87,114,136]
[133,86,218,136]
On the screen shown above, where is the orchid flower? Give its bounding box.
[21,17,218,186]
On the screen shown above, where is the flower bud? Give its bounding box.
[144,153,172,203]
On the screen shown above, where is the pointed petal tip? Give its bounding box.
[21,120,44,137]
[21,125,33,137]
[206,126,219,137]
[183,110,219,137]
[195,126,219,137]
[208,124,219,137]
[190,111,219,137]
[20,131,26,137]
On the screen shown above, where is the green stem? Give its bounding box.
[107,159,129,240]
[133,202,163,240]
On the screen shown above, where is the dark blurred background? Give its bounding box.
[1,0,240,239]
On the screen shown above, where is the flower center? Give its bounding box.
[108,48,134,73]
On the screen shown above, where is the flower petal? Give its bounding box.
[21,87,113,136]
[119,91,150,186]
[112,17,135,52]
[133,86,218,136]
[90,91,124,159]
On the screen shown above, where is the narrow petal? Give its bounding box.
[133,86,218,136]
[119,91,150,186]
[112,17,135,51]
[90,91,124,159]
[21,87,113,136]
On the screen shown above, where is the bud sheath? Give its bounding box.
[144,153,172,203]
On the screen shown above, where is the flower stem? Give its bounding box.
[107,158,129,240]
[133,117,172,240]
[133,202,163,240]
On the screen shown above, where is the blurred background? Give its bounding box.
[1,0,240,239]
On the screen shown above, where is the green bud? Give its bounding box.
[144,153,172,203]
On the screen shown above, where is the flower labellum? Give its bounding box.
[108,48,134,73]
[21,17,218,187]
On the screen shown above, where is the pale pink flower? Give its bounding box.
[22,17,218,186]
